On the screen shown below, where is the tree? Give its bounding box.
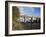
[12,6,20,21]
[12,6,24,30]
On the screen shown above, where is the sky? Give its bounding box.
[18,7,40,17]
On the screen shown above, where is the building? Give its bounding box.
[17,16,40,23]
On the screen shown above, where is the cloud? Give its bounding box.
[17,6,40,17]
[22,7,34,16]
[19,7,35,16]
[19,7,25,15]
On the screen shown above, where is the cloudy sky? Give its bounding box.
[18,7,40,17]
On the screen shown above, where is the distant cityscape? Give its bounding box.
[17,15,40,23]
